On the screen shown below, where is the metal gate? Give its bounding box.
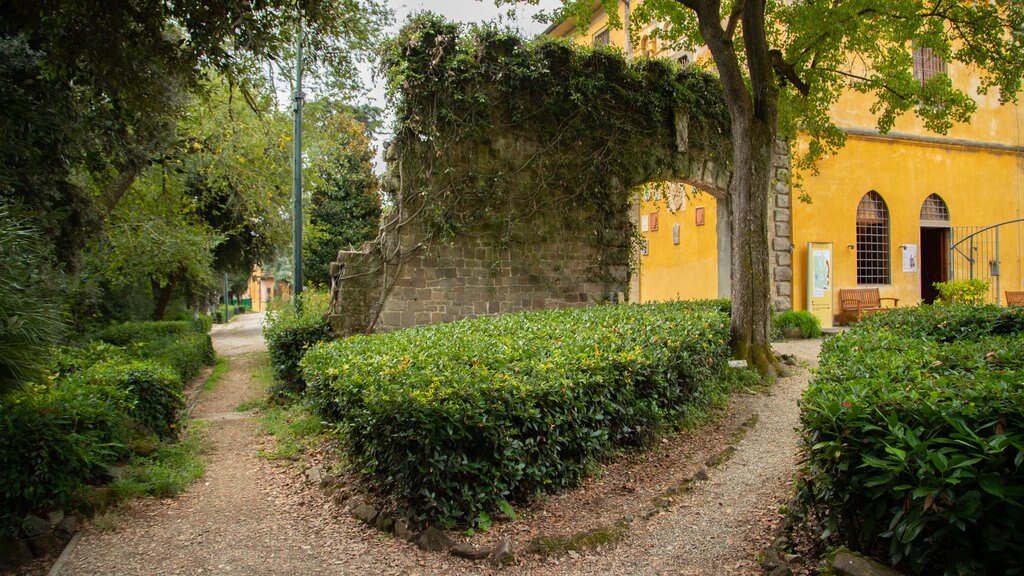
[949,225,1001,303]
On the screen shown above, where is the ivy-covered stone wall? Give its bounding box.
[328,14,791,335]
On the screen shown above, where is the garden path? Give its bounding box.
[56,317,820,576]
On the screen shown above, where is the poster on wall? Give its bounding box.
[812,248,831,297]
[807,242,834,329]
[902,244,918,273]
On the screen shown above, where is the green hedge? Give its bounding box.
[1,318,213,533]
[92,319,208,346]
[0,380,131,529]
[78,361,184,439]
[263,291,331,395]
[798,304,1024,574]
[302,301,733,526]
[134,334,215,383]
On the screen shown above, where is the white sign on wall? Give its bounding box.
[902,244,918,273]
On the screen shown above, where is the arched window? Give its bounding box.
[919,194,950,227]
[856,191,890,284]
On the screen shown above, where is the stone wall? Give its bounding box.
[769,139,794,311]
[328,187,632,336]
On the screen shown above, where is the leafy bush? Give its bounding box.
[773,310,822,339]
[302,301,732,526]
[263,291,331,395]
[92,319,205,346]
[134,333,215,383]
[0,207,65,395]
[78,361,184,439]
[798,304,1024,574]
[934,279,990,305]
[0,380,131,530]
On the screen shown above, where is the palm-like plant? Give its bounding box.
[0,206,65,395]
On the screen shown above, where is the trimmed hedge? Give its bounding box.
[263,291,331,395]
[92,319,208,346]
[134,334,215,383]
[799,304,1024,574]
[1,318,214,534]
[0,380,131,527]
[302,301,733,525]
[79,360,185,439]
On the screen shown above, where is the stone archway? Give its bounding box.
[328,16,789,336]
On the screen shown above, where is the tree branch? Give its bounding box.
[769,49,810,96]
[103,166,141,212]
[725,0,745,41]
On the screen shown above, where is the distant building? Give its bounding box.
[546,1,1024,324]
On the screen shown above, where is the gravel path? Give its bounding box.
[57,321,821,576]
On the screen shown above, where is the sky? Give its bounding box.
[359,0,564,171]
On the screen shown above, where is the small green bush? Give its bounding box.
[78,361,184,439]
[934,279,990,305]
[302,301,732,526]
[0,380,131,531]
[263,291,331,395]
[773,310,822,339]
[798,304,1024,574]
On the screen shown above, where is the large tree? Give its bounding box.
[524,0,1022,374]
[303,101,382,287]
[0,0,390,269]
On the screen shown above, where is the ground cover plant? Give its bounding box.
[302,300,739,526]
[798,304,1024,574]
[0,318,215,536]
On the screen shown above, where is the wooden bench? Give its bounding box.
[1007,291,1024,307]
[839,288,899,325]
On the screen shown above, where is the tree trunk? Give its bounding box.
[728,120,781,376]
[152,273,179,320]
[692,0,782,376]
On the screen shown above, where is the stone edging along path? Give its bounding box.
[53,316,820,576]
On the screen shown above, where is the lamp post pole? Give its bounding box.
[292,21,304,313]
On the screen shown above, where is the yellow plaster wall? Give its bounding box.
[792,136,1024,314]
[546,5,1024,310]
[637,191,719,302]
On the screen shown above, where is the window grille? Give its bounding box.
[913,47,947,84]
[856,191,890,284]
[593,28,610,47]
[920,194,950,226]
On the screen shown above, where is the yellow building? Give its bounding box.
[546,3,1024,323]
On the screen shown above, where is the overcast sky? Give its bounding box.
[359,0,564,170]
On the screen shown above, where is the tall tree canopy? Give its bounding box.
[0,0,389,269]
[303,101,382,287]
[524,0,1022,374]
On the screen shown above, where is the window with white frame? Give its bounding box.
[856,191,891,285]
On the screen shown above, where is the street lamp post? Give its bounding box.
[292,22,304,313]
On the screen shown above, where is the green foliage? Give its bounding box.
[0,206,66,395]
[0,380,131,530]
[262,291,332,396]
[135,334,216,383]
[77,361,184,440]
[304,102,382,287]
[92,320,207,346]
[798,304,1024,574]
[107,427,207,500]
[773,310,822,339]
[257,404,326,461]
[934,279,990,305]
[302,301,733,526]
[384,14,730,252]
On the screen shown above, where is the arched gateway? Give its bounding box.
[328,16,789,335]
